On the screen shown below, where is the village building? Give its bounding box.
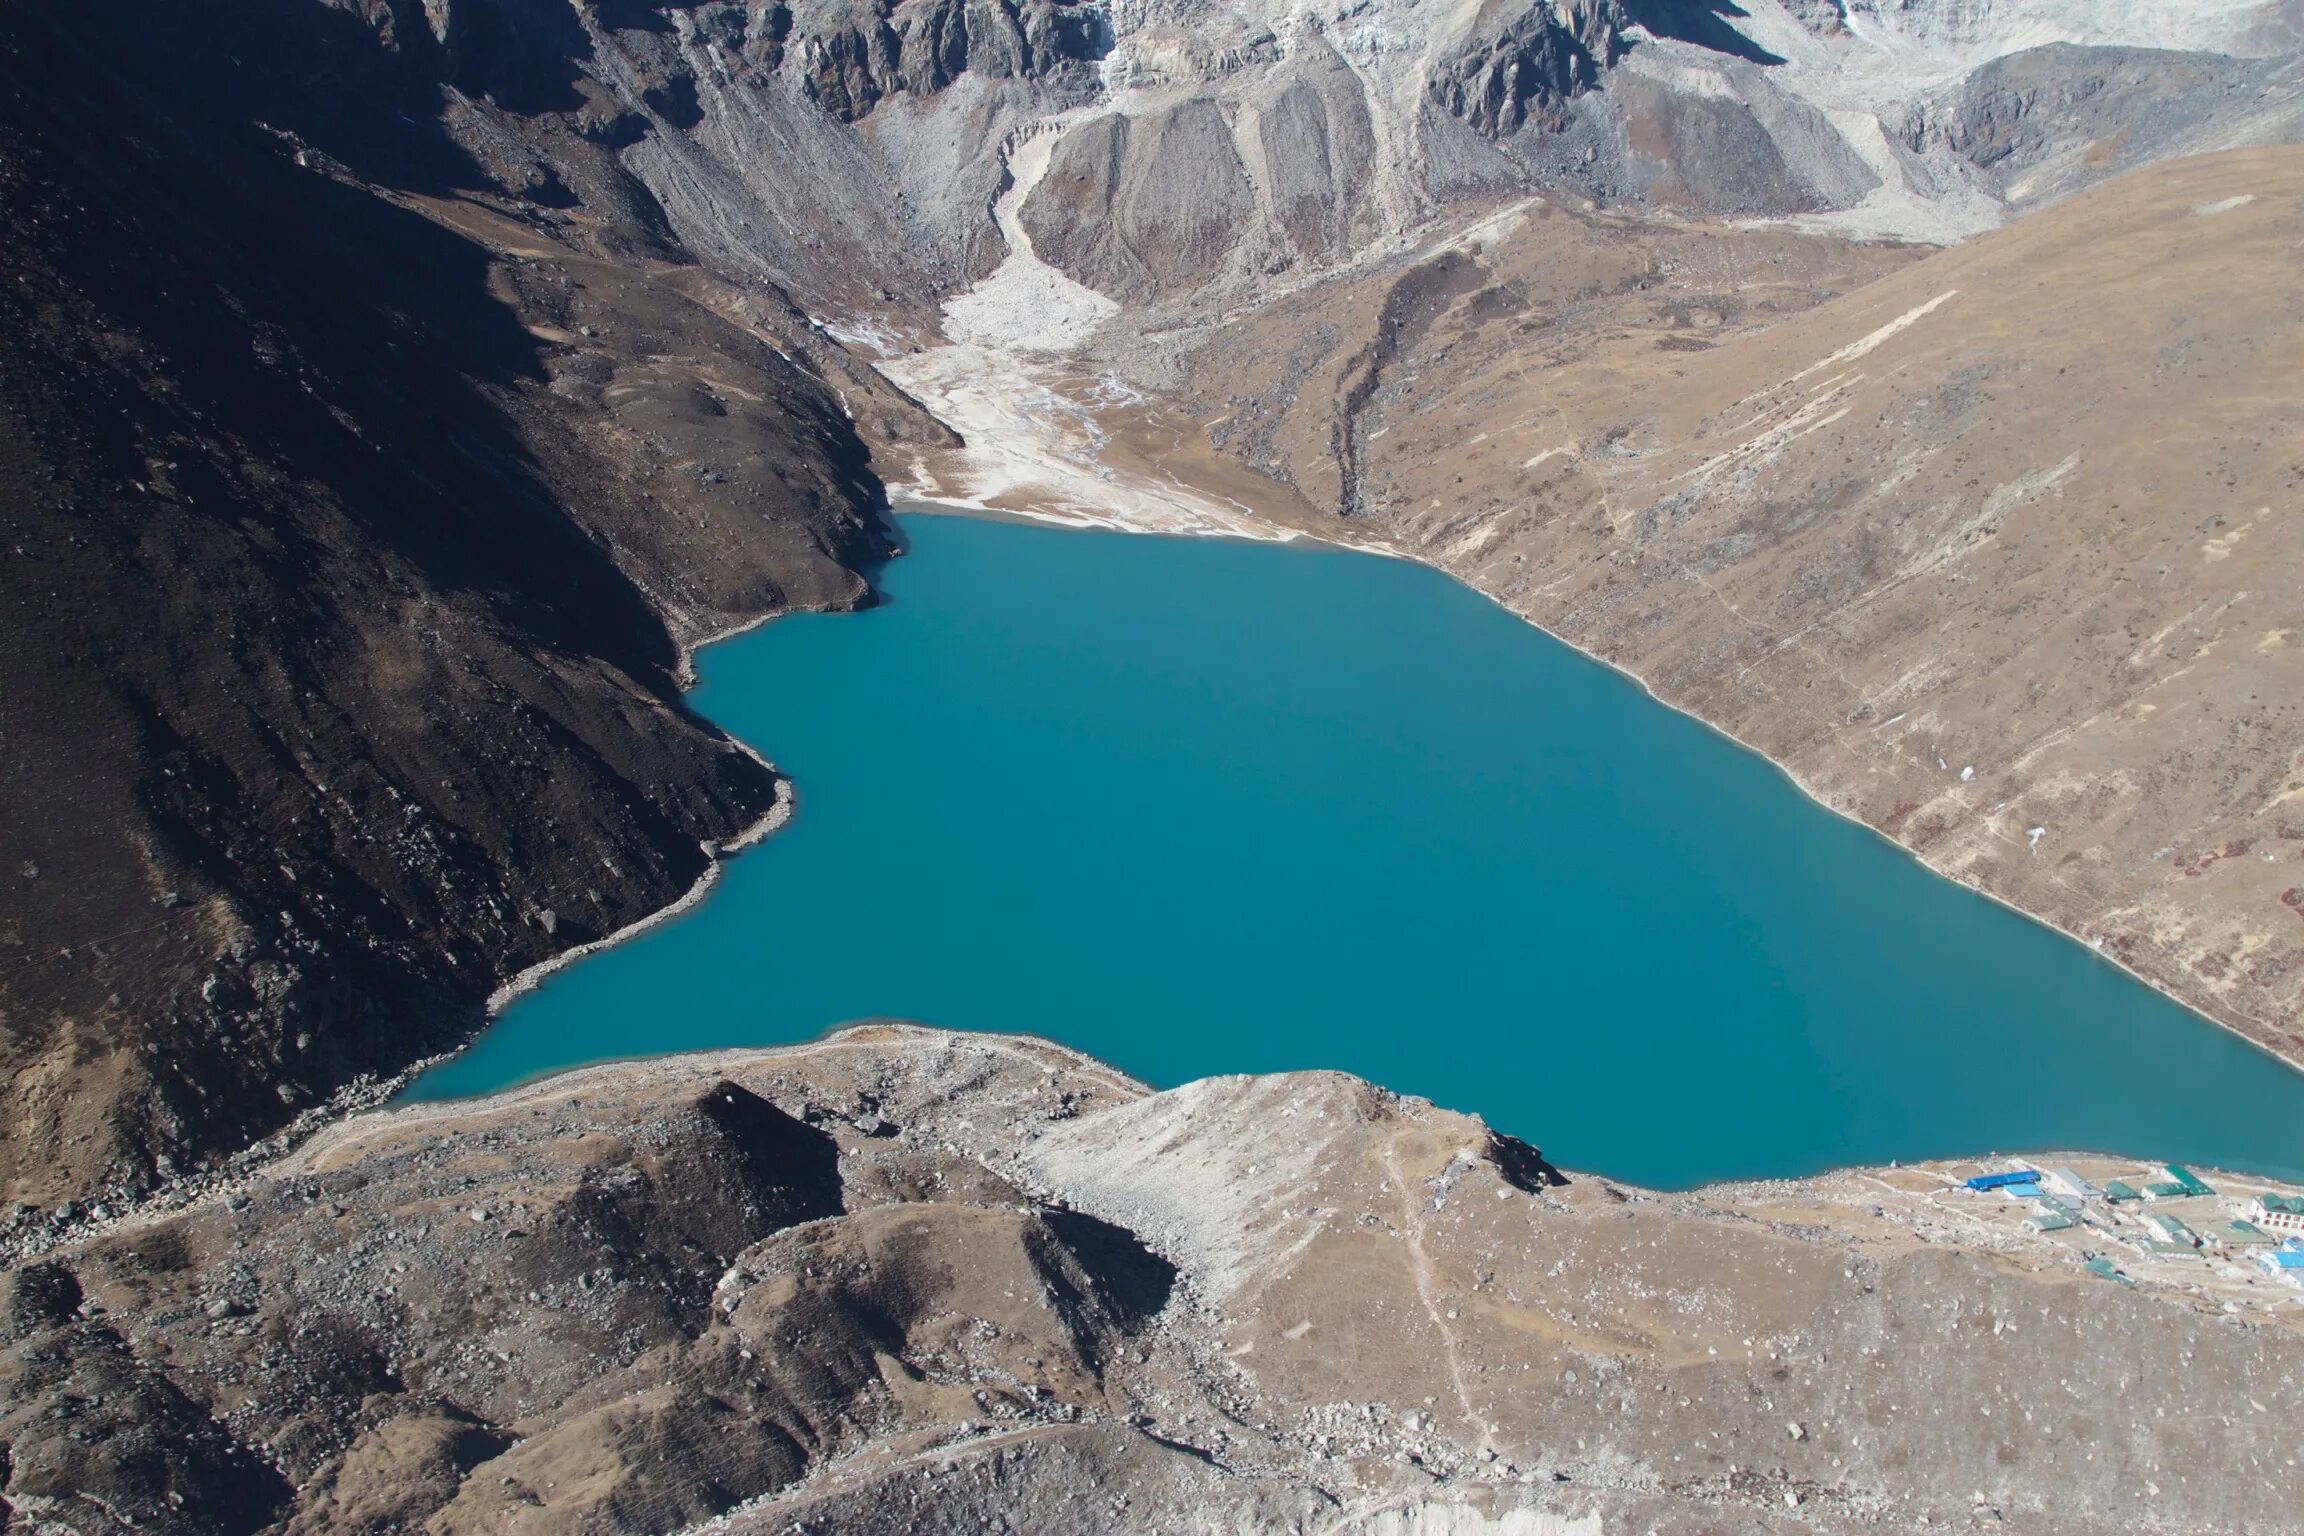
[2247,1193,2304,1235]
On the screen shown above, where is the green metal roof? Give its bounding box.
[2103,1180,2140,1202]
[2163,1165,2215,1196]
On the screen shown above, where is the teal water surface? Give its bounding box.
[410,513,2304,1188]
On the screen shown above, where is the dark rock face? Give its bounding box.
[793,0,1112,122]
[1430,0,1619,138]
[429,0,601,113]
[1617,0,1783,65]
[0,2,893,1209]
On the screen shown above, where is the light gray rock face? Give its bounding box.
[782,0,1113,121]
[364,0,2304,336]
[1021,100,1261,299]
[1898,42,2304,206]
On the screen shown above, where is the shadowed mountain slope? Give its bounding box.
[0,2,894,1210]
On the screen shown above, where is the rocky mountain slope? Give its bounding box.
[1110,144,2304,1070]
[0,0,948,1211]
[9,1026,2303,1536]
[12,0,2304,1530]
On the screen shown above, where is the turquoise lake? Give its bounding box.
[410,512,2304,1188]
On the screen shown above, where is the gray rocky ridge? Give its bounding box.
[9,1026,2304,1535]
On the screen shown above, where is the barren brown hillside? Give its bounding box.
[14,1027,2303,1534]
[1163,146,2304,1066]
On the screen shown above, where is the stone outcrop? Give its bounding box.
[1894,42,2290,203]
[1429,0,1620,137]
[791,0,1112,121]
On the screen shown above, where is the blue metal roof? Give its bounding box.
[1966,1171,2036,1191]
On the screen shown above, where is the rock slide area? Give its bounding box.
[9,1026,2304,1535]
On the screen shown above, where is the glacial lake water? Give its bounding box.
[409,513,2304,1188]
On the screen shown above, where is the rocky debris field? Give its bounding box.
[5,1025,2300,1535]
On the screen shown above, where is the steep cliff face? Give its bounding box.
[788,0,1112,121]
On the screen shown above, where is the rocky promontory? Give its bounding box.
[7,1026,2300,1534]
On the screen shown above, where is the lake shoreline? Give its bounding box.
[900,498,2303,1087]
[410,513,2304,1186]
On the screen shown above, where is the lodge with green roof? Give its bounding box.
[2248,1192,2304,1235]
[2160,1165,2215,1198]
